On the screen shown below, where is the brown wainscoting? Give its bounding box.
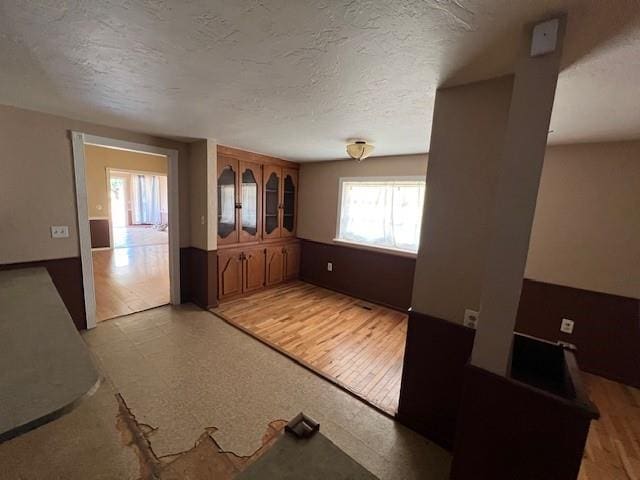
[451,363,596,480]
[89,219,110,248]
[299,239,416,311]
[180,247,218,309]
[396,310,476,450]
[0,257,86,330]
[516,279,640,388]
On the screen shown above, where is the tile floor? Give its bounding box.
[0,305,451,480]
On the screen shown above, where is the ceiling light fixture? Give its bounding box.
[346,141,374,162]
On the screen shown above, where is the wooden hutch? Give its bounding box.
[216,145,300,301]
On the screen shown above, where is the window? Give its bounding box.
[336,177,426,253]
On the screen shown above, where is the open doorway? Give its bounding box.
[81,142,174,323]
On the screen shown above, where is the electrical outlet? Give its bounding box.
[560,318,574,334]
[463,309,479,329]
[327,262,333,272]
[51,226,69,238]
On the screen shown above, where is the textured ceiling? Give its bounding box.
[1,0,639,161]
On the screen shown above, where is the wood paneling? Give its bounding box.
[179,247,218,309]
[0,257,86,330]
[243,247,266,293]
[516,279,640,388]
[396,310,476,449]
[299,239,639,388]
[451,363,597,480]
[212,281,407,414]
[299,239,416,311]
[89,219,110,248]
[218,249,243,300]
[217,144,300,169]
[265,246,284,285]
[284,242,300,280]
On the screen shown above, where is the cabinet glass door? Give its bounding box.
[217,165,236,239]
[264,171,280,235]
[283,173,295,233]
[241,167,258,237]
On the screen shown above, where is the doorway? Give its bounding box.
[89,162,171,321]
[72,133,180,329]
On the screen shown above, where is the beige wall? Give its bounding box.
[85,144,168,219]
[298,137,640,304]
[297,154,428,244]
[526,141,640,299]
[0,104,192,264]
[188,139,217,251]
[411,76,514,323]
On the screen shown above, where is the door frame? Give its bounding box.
[71,132,180,329]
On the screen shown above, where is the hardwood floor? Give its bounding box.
[212,281,407,414]
[213,282,639,478]
[92,244,170,322]
[579,373,640,480]
[112,225,168,248]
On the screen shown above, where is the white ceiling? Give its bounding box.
[1,1,639,161]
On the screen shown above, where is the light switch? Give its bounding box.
[51,226,69,238]
[560,318,574,334]
[327,262,333,272]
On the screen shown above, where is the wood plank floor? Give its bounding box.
[579,373,640,480]
[93,244,170,322]
[213,282,640,479]
[212,281,407,414]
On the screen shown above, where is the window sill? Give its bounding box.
[332,238,418,259]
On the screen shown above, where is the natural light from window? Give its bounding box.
[336,177,425,253]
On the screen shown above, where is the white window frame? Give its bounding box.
[333,176,425,258]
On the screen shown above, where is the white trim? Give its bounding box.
[71,132,97,329]
[72,132,180,329]
[332,238,418,258]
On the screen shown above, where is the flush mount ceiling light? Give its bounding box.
[346,141,374,162]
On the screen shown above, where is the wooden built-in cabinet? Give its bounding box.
[263,166,298,240]
[217,145,300,301]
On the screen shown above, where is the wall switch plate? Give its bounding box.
[51,226,69,238]
[200,215,205,225]
[327,262,333,272]
[531,18,559,57]
[463,309,479,329]
[560,318,574,334]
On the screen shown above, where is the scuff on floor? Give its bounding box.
[115,393,286,479]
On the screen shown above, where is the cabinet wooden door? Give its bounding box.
[218,250,243,299]
[263,165,281,240]
[239,161,262,243]
[281,169,298,238]
[217,157,239,245]
[243,247,266,293]
[265,246,284,286]
[284,242,300,280]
